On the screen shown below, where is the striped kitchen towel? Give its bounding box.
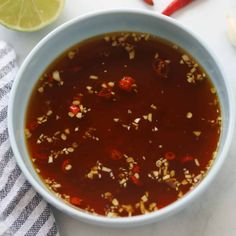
[0,41,59,236]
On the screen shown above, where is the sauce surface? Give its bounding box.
[25,32,221,217]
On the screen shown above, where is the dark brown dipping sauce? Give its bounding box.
[25,32,221,217]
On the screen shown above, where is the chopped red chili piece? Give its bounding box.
[143,0,154,6]
[27,121,38,131]
[165,152,176,161]
[109,148,123,160]
[119,76,135,91]
[130,175,142,186]
[34,150,48,160]
[69,105,80,115]
[180,155,194,163]
[152,59,169,78]
[162,0,194,16]
[70,196,82,206]
[98,87,113,98]
[132,165,140,173]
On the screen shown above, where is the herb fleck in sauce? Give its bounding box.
[25,32,221,217]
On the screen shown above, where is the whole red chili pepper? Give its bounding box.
[143,0,154,6]
[162,0,194,16]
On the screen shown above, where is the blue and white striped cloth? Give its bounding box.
[0,41,59,236]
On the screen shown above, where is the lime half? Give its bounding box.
[0,0,65,32]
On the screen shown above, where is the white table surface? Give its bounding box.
[1,0,236,235]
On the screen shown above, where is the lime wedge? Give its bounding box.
[0,0,65,32]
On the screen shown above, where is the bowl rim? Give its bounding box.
[8,8,235,226]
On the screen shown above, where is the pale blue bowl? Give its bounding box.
[8,9,235,227]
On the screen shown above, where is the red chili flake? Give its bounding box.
[162,0,194,16]
[69,105,80,115]
[132,165,140,173]
[143,0,154,5]
[152,59,169,78]
[70,196,82,206]
[180,155,194,163]
[119,76,135,92]
[109,148,123,160]
[98,87,113,99]
[130,175,142,186]
[165,152,176,161]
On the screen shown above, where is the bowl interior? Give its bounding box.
[8,10,232,226]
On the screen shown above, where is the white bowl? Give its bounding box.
[8,9,235,227]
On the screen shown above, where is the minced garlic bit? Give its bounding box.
[38,87,44,93]
[143,113,152,122]
[194,158,200,167]
[86,86,92,91]
[112,198,119,206]
[141,195,148,203]
[48,156,53,164]
[102,166,111,172]
[104,36,110,42]
[182,54,190,62]
[108,81,115,87]
[46,110,53,116]
[61,133,67,140]
[134,118,141,124]
[128,109,132,114]
[24,128,32,139]
[152,127,158,132]
[147,113,153,122]
[68,50,76,59]
[89,75,98,80]
[64,128,70,134]
[72,100,80,105]
[193,131,201,137]
[210,88,216,94]
[113,118,119,122]
[186,112,193,119]
[52,71,61,81]
[154,52,159,59]
[129,50,135,60]
[65,164,72,171]
[150,104,157,110]
[67,147,74,153]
